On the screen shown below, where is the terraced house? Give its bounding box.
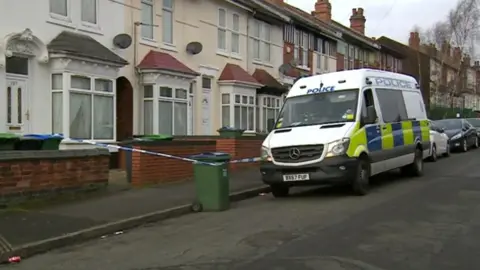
[407,31,479,113]
[0,0,128,148]
[120,0,299,139]
[271,0,405,75]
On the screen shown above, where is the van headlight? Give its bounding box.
[326,138,350,157]
[261,146,272,161]
[451,133,462,140]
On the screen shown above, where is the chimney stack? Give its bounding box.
[312,0,332,22]
[408,32,420,50]
[350,8,366,34]
[454,47,462,60]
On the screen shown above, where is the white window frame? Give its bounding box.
[220,89,256,132]
[141,0,155,40]
[217,8,228,52]
[80,0,99,27]
[349,46,354,70]
[217,8,241,56]
[162,0,174,45]
[49,0,71,22]
[143,84,191,136]
[251,19,271,63]
[294,30,308,68]
[256,95,282,133]
[51,73,116,141]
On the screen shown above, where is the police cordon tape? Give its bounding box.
[70,138,262,166]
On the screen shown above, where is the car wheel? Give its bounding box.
[270,185,289,198]
[351,158,370,196]
[474,136,479,148]
[462,139,468,152]
[401,148,423,177]
[428,144,437,162]
[443,142,450,157]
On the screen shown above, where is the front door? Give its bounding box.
[6,78,29,134]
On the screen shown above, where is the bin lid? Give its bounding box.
[23,134,64,140]
[0,133,20,138]
[190,152,231,161]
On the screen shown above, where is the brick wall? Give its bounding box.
[336,53,345,71]
[129,136,265,186]
[0,149,110,206]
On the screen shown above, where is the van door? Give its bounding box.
[375,88,412,171]
[361,88,384,175]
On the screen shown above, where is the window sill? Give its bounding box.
[296,65,310,71]
[78,23,103,35]
[139,38,159,48]
[216,51,242,60]
[252,60,273,68]
[46,18,75,29]
[161,43,178,52]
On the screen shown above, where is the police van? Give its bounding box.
[260,69,430,197]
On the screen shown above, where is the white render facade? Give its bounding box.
[0,0,128,148]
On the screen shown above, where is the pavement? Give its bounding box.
[0,169,268,258]
[4,148,480,270]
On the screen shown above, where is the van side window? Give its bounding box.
[376,88,408,123]
[361,89,375,118]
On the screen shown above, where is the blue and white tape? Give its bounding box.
[68,138,260,166]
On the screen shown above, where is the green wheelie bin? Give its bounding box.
[15,134,64,150]
[0,133,20,150]
[190,152,231,212]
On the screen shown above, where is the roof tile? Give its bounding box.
[137,50,198,75]
[218,63,261,85]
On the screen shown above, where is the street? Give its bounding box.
[5,149,480,270]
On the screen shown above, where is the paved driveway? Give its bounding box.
[6,150,480,270]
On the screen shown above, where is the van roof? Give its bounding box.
[287,69,419,98]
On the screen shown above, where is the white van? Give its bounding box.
[260,69,430,197]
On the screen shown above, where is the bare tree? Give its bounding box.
[419,0,480,110]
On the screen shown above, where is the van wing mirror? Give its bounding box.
[363,106,377,124]
[266,119,275,132]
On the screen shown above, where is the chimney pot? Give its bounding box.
[313,0,332,22]
[349,7,366,34]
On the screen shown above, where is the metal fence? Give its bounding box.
[427,105,478,120]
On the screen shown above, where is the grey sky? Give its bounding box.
[286,0,457,44]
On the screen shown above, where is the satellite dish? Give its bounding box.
[186,41,203,55]
[113,34,132,49]
[278,63,292,75]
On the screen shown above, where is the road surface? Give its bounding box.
[5,150,480,270]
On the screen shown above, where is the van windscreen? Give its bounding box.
[275,89,359,129]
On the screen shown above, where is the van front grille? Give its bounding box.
[271,144,324,163]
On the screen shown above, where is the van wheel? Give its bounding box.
[351,158,370,196]
[428,144,437,162]
[270,185,289,198]
[401,148,423,177]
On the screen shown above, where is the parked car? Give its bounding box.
[465,118,480,137]
[434,118,478,152]
[427,120,450,161]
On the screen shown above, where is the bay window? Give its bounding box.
[256,95,282,133]
[143,85,189,135]
[251,19,271,63]
[51,73,115,140]
[221,91,255,132]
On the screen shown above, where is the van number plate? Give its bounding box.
[283,174,310,181]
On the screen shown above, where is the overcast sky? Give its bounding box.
[286,0,457,44]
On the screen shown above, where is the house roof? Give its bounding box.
[375,36,407,58]
[218,63,261,85]
[268,1,341,41]
[252,68,287,93]
[137,50,199,75]
[330,21,379,50]
[47,31,128,65]
[236,0,291,23]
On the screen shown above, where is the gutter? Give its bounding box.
[250,0,291,22]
